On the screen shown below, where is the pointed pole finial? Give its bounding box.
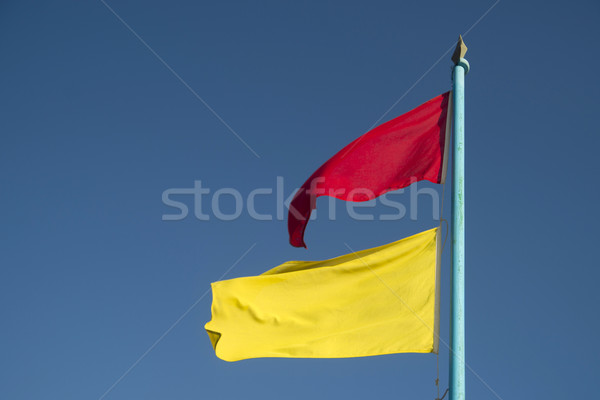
[451,35,468,65]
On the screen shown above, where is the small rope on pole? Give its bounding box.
[436,388,449,400]
[435,353,440,399]
[436,173,448,400]
[440,218,449,251]
[438,179,447,229]
[434,355,449,400]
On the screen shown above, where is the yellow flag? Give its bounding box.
[205,228,441,362]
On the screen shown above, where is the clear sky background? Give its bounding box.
[1,1,599,399]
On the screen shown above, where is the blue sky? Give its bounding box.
[1,1,599,399]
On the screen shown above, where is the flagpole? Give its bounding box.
[450,36,469,400]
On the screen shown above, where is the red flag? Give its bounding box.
[288,92,451,248]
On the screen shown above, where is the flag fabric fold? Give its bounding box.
[205,228,441,362]
[288,92,451,248]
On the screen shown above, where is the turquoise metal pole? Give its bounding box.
[450,48,469,400]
